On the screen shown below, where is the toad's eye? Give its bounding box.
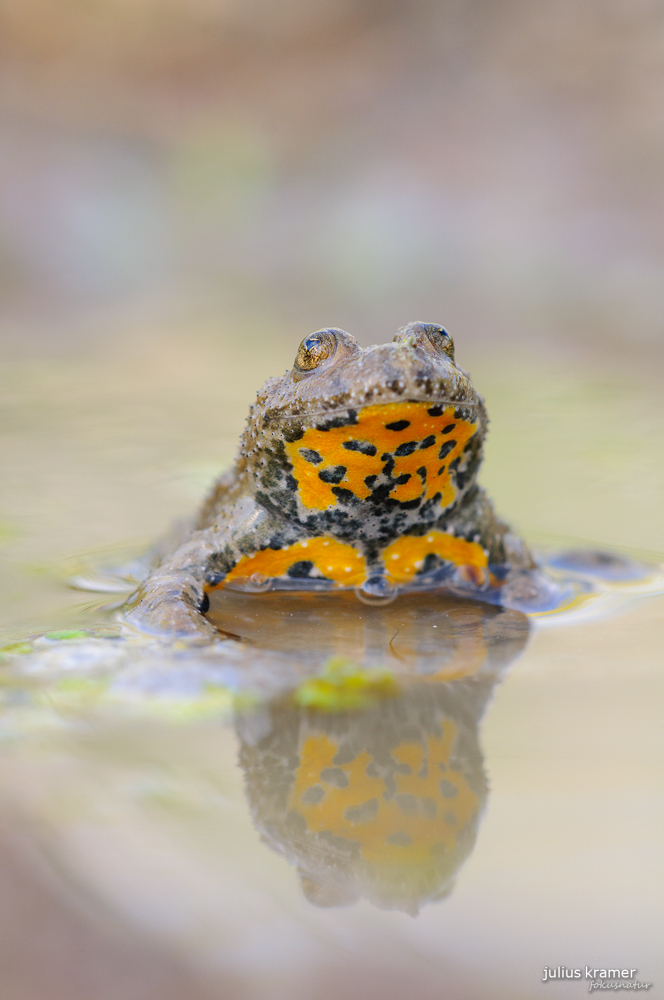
[424,325,455,362]
[393,322,455,362]
[294,330,338,372]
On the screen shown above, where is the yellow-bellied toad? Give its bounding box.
[125,323,539,640]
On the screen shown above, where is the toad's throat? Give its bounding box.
[284,400,478,511]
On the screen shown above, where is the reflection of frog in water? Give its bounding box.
[125,323,547,641]
[207,588,526,681]
[234,597,529,913]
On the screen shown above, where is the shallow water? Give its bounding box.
[0,328,663,999]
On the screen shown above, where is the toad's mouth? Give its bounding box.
[274,396,479,425]
[281,399,480,511]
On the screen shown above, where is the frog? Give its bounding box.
[124,322,543,642]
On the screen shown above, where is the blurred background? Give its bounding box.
[1,0,664,356]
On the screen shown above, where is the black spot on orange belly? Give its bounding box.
[318,465,347,484]
[285,401,478,511]
[343,439,377,456]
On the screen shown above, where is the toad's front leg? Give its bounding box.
[122,500,274,642]
[121,531,226,642]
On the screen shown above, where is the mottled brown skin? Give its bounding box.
[123,323,535,642]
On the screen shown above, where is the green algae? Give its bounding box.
[294,656,399,712]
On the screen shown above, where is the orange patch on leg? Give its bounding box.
[220,537,367,587]
[382,531,488,586]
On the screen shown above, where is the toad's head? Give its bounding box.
[242,322,487,543]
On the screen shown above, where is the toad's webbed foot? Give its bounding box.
[121,534,223,643]
[121,500,276,642]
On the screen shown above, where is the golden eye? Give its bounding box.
[294,330,338,372]
[393,322,455,362]
[423,325,455,362]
